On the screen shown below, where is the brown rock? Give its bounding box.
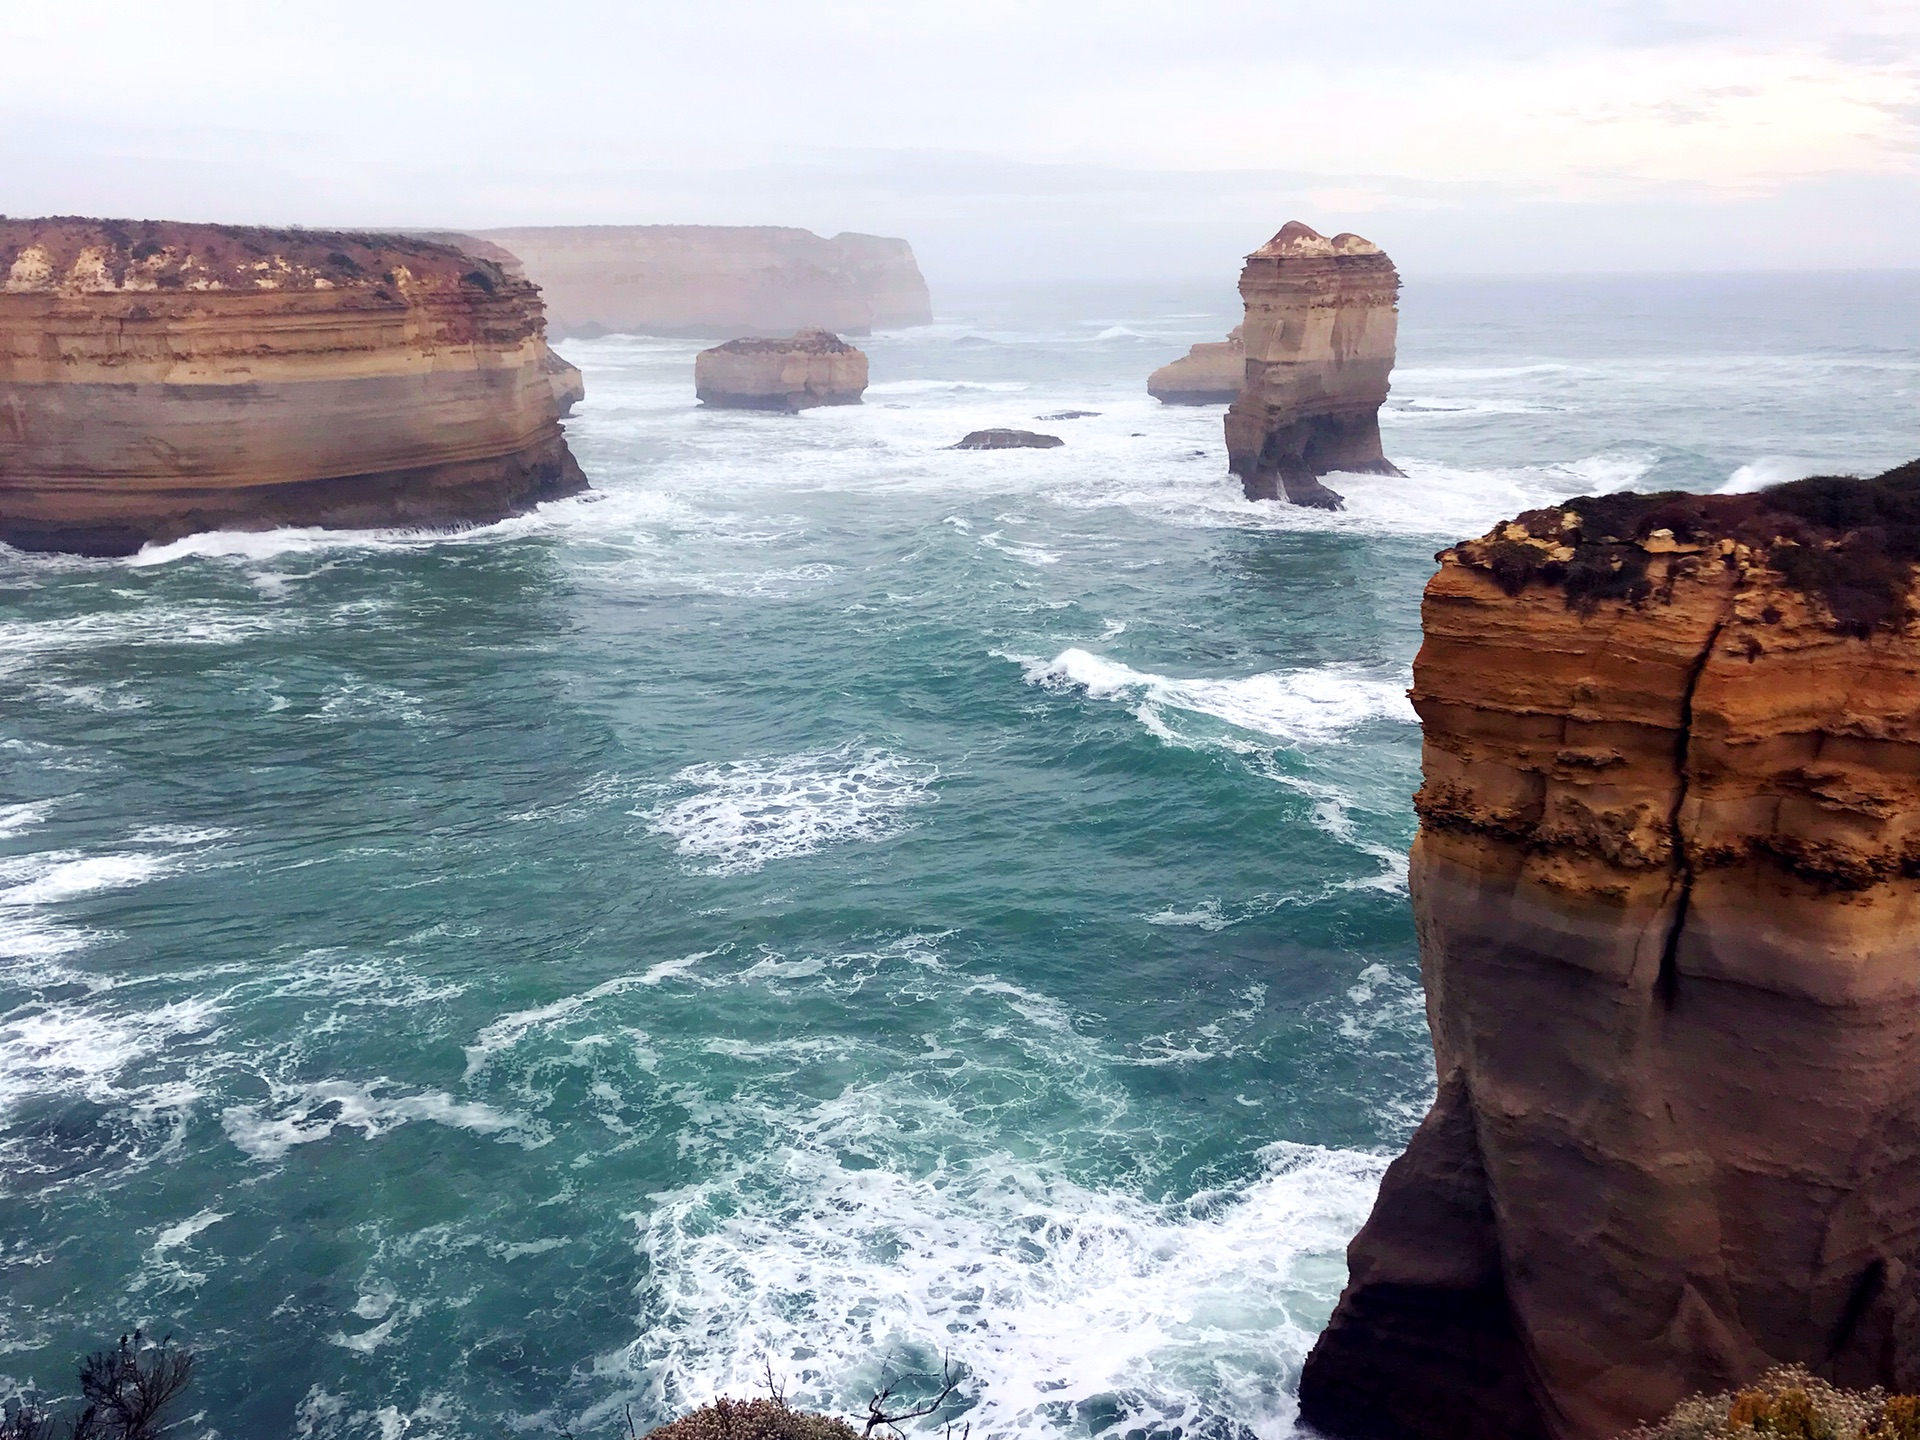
[1299,462,1920,1440]
[472,225,933,339]
[1148,325,1243,405]
[1223,222,1401,508]
[0,217,586,557]
[950,429,1063,450]
[694,329,867,410]
[543,346,585,417]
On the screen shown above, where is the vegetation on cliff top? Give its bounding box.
[1623,1366,1920,1440]
[1463,457,1920,633]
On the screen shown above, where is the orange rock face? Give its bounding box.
[1300,464,1920,1440]
[1224,221,1401,508]
[0,217,586,556]
[472,226,933,340]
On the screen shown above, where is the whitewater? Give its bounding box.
[1,272,1914,1439]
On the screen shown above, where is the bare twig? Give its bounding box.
[862,1357,962,1439]
[760,1359,789,1412]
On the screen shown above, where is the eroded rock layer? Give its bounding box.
[473,226,933,339]
[0,217,586,556]
[1300,463,1920,1440]
[1223,222,1400,508]
[694,329,867,410]
[1148,325,1243,405]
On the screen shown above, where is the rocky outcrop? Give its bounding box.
[1223,222,1400,508]
[1149,325,1243,404]
[694,329,866,410]
[951,429,1062,450]
[0,217,586,556]
[1300,462,1920,1440]
[543,347,585,416]
[472,226,933,339]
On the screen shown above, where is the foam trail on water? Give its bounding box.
[619,1135,1384,1440]
[1022,649,1415,747]
[642,743,938,875]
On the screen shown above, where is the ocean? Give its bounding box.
[2,271,1915,1439]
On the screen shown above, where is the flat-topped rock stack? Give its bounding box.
[694,329,867,410]
[0,217,586,556]
[1224,222,1401,508]
[1148,325,1244,404]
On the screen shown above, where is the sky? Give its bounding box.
[5,0,1917,284]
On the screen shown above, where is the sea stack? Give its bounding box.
[0,217,586,557]
[694,329,867,410]
[1223,222,1400,508]
[1299,462,1920,1440]
[473,226,933,339]
[1148,325,1244,404]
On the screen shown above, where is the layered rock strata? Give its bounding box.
[473,226,933,339]
[0,217,586,556]
[1300,462,1920,1440]
[544,347,585,417]
[1223,222,1400,508]
[694,329,866,410]
[1148,325,1243,404]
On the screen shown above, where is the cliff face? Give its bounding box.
[473,226,933,339]
[1223,222,1400,508]
[694,329,867,410]
[1300,463,1920,1440]
[0,217,585,556]
[1148,325,1243,405]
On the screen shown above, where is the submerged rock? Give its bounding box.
[1223,222,1401,508]
[1148,325,1243,405]
[0,216,586,557]
[1300,460,1920,1440]
[694,329,868,410]
[951,429,1063,450]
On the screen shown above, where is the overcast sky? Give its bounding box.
[6,0,1917,283]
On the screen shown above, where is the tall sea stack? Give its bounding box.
[1223,222,1400,508]
[1300,463,1920,1440]
[0,218,586,556]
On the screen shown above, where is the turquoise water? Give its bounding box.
[2,273,1915,1439]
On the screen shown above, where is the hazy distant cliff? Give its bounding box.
[1224,222,1400,508]
[470,225,933,339]
[1300,463,1920,1440]
[0,218,585,556]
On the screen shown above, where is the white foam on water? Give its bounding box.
[0,608,298,675]
[619,1132,1384,1440]
[463,952,714,1080]
[220,1079,541,1163]
[642,744,938,876]
[0,996,219,1115]
[1720,455,1814,493]
[0,800,57,840]
[1021,649,1414,748]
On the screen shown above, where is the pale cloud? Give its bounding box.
[2,0,1915,277]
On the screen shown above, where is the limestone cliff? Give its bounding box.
[1299,462,1920,1440]
[472,226,933,339]
[1223,222,1400,508]
[694,329,867,410]
[1148,325,1243,405]
[0,217,586,556]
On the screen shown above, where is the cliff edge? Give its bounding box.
[472,225,933,339]
[0,217,585,556]
[1149,325,1243,405]
[1300,461,1920,1440]
[1223,222,1400,508]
